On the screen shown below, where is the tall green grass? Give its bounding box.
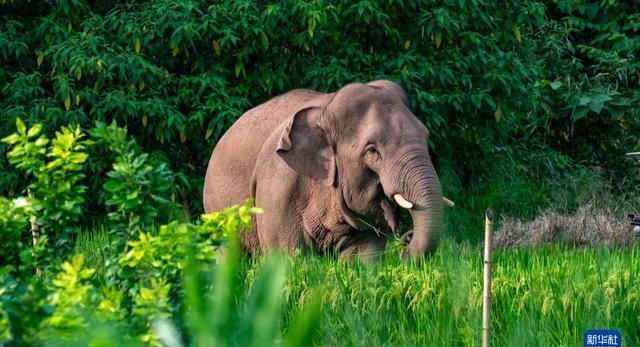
[74,229,639,346]
[255,241,640,346]
[72,209,639,346]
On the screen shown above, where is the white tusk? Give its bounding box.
[393,194,413,209]
[443,197,455,208]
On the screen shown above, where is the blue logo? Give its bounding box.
[584,330,621,347]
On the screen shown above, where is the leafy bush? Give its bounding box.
[0,197,31,273]
[0,195,321,347]
[0,132,319,346]
[90,121,178,236]
[2,118,91,256]
[39,255,96,339]
[2,118,178,257]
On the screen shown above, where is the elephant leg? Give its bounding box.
[254,189,308,253]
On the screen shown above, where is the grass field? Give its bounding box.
[264,241,640,346]
[74,235,640,347]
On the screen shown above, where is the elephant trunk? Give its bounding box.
[406,195,443,259]
[382,145,444,260]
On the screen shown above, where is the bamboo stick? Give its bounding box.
[482,208,494,347]
[28,189,39,247]
[28,189,41,276]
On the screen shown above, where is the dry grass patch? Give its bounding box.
[494,204,638,248]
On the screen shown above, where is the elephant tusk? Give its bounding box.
[443,197,455,208]
[393,194,413,209]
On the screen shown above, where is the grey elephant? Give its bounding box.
[203,80,452,260]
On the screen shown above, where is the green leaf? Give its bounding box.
[27,124,42,138]
[104,180,124,192]
[235,62,244,78]
[35,137,49,147]
[512,23,522,43]
[46,158,64,169]
[70,153,89,164]
[589,100,605,114]
[1,134,21,145]
[578,96,591,106]
[589,94,613,114]
[572,106,589,121]
[16,118,26,136]
[589,95,612,114]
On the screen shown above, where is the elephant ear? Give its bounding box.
[276,106,336,187]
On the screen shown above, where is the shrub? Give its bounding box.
[90,121,178,237]
[2,118,180,261]
[2,118,91,256]
[0,197,322,347]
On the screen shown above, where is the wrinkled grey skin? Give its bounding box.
[203,80,444,260]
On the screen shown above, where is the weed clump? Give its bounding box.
[494,204,637,248]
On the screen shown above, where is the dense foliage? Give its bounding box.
[0,207,322,347]
[2,1,639,225]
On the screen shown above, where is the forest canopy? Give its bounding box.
[1,0,639,223]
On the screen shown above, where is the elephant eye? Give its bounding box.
[364,144,379,157]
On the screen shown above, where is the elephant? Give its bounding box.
[203,80,452,260]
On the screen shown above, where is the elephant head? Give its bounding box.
[276,80,448,260]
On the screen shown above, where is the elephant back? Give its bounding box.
[202,89,331,213]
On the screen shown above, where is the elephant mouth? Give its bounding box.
[385,195,413,241]
[380,191,450,234]
[386,194,455,259]
[338,184,451,254]
[377,194,399,232]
